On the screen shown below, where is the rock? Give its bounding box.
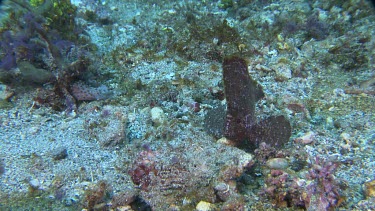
[214,183,230,202]
[28,126,40,135]
[266,158,289,169]
[0,84,14,100]
[340,132,351,142]
[29,179,40,189]
[115,205,134,211]
[255,64,272,72]
[0,61,53,84]
[150,107,166,126]
[196,201,216,211]
[97,119,126,147]
[364,180,375,198]
[111,189,138,208]
[326,117,334,129]
[274,64,292,81]
[294,131,315,145]
[221,195,245,210]
[238,153,254,169]
[52,147,68,160]
[340,132,352,150]
[217,137,231,145]
[17,61,54,84]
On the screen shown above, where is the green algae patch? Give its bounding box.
[0,192,80,211]
[0,100,13,109]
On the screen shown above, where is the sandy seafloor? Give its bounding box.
[0,0,375,210]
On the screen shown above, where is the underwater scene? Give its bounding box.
[0,0,374,210]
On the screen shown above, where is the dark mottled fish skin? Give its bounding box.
[222,56,291,151]
[248,115,291,149]
[222,56,264,144]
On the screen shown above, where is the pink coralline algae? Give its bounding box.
[128,149,158,191]
[305,158,342,210]
[262,169,307,208]
[261,157,344,210]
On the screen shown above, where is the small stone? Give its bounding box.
[150,107,166,126]
[364,180,375,198]
[238,153,253,168]
[340,132,351,142]
[214,183,230,202]
[17,61,54,84]
[115,205,134,211]
[294,131,315,145]
[221,196,245,210]
[29,179,40,189]
[97,119,126,147]
[28,126,40,135]
[111,189,138,208]
[326,116,334,129]
[0,84,14,100]
[52,148,68,160]
[217,137,231,145]
[274,64,292,81]
[167,204,180,211]
[255,64,272,72]
[196,201,216,211]
[266,158,289,169]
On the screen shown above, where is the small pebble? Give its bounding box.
[326,116,334,129]
[115,205,134,211]
[364,180,375,198]
[28,126,40,135]
[217,137,231,145]
[196,201,216,211]
[266,158,289,169]
[214,183,230,202]
[29,178,40,189]
[294,131,315,145]
[340,132,351,142]
[150,107,166,126]
[238,153,253,168]
[52,148,68,160]
[274,64,292,81]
